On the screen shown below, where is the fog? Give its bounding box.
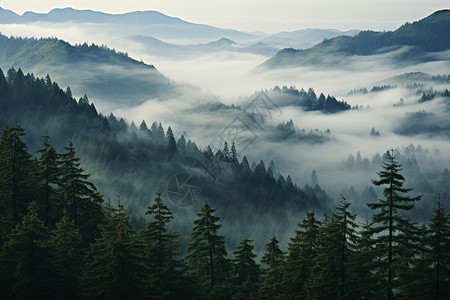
[1,20,449,226]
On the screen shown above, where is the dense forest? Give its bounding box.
[0,127,449,299]
[0,67,332,250]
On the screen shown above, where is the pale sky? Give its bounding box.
[1,0,448,33]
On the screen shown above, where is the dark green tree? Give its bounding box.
[186,201,229,292]
[1,202,54,299]
[282,210,321,299]
[232,237,260,299]
[0,124,36,242]
[308,196,359,299]
[368,149,421,299]
[259,236,285,299]
[82,198,150,299]
[36,133,60,226]
[166,126,177,159]
[50,209,83,300]
[140,192,185,298]
[57,141,103,242]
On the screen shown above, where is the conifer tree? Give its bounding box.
[82,198,150,299]
[259,236,285,299]
[0,124,36,242]
[186,201,229,291]
[36,133,60,226]
[282,211,320,299]
[141,192,185,297]
[166,126,177,159]
[308,196,359,299]
[2,202,54,299]
[57,141,103,242]
[232,237,260,299]
[368,149,421,299]
[50,209,83,299]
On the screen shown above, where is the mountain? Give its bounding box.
[130,36,280,58]
[260,9,450,69]
[0,33,203,108]
[0,7,261,43]
[261,28,360,49]
[0,66,332,250]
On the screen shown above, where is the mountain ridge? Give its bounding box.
[260,9,450,69]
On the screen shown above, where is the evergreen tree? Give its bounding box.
[1,202,54,299]
[36,133,60,226]
[0,124,36,242]
[231,142,238,163]
[141,192,185,298]
[232,237,260,299]
[166,126,177,159]
[50,209,83,300]
[186,201,229,292]
[259,236,285,299]
[405,196,450,299]
[282,211,321,299]
[82,198,150,299]
[308,196,359,299]
[368,149,421,299]
[57,141,103,243]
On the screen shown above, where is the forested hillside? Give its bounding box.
[0,129,449,299]
[0,67,332,250]
[261,9,450,69]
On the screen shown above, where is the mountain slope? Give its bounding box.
[0,7,260,43]
[0,34,201,108]
[260,9,450,69]
[0,67,332,250]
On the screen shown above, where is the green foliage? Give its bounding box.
[0,124,36,243]
[82,198,151,299]
[368,149,422,299]
[50,209,84,299]
[186,201,229,292]
[1,202,54,299]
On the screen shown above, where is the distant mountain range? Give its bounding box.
[0,7,359,49]
[260,9,450,69]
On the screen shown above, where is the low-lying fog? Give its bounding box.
[1,21,449,207]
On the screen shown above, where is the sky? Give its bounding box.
[1,0,448,33]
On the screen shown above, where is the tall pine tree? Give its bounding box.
[368,149,421,299]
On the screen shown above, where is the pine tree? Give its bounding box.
[405,196,450,299]
[259,236,285,299]
[231,142,238,163]
[36,133,60,227]
[368,149,421,299]
[308,196,359,299]
[282,211,321,299]
[82,198,150,299]
[50,209,83,300]
[1,202,54,299]
[166,126,177,159]
[0,124,36,243]
[57,141,103,242]
[232,237,260,299]
[140,192,185,298]
[427,196,450,299]
[186,201,229,292]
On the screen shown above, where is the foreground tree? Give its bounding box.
[50,209,83,300]
[0,124,36,242]
[259,236,285,299]
[368,149,421,299]
[186,201,229,294]
[282,211,321,299]
[57,141,103,242]
[308,196,359,299]
[140,192,186,298]
[232,237,260,298]
[36,133,60,227]
[82,199,150,299]
[1,202,54,299]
